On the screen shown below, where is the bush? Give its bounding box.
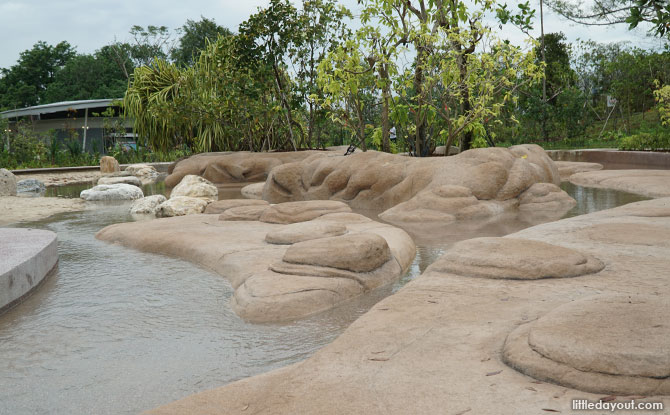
[618,128,670,150]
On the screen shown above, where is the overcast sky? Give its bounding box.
[0,0,664,70]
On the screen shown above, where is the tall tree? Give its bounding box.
[0,41,76,108]
[172,17,232,67]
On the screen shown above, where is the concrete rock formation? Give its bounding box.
[97,176,142,187]
[553,161,603,181]
[570,169,670,198]
[156,196,208,217]
[130,195,168,215]
[16,178,45,194]
[170,174,218,201]
[143,197,670,415]
[261,145,574,224]
[0,228,58,312]
[503,294,670,395]
[100,156,120,173]
[80,183,144,201]
[0,168,17,196]
[241,182,264,199]
[204,199,269,214]
[96,203,415,323]
[165,151,325,188]
[429,237,604,279]
[258,200,352,224]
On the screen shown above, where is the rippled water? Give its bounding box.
[0,181,649,414]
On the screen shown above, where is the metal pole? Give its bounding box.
[82,108,88,153]
[540,0,546,103]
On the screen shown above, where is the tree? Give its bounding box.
[546,0,670,38]
[172,16,232,67]
[43,47,131,102]
[0,41,76,108]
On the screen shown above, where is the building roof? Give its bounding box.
[0,99,122,119]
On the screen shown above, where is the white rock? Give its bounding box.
[129,195,167,215]
[170,175,218,201]
[156,196,208,217]
[241,182,264,200]
[0,168,17,196]
[80,184,144,201]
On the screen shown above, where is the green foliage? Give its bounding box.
[172,17,232,67]
[618,127,670,150]
[0,41,76,109]
[654,83,670,125]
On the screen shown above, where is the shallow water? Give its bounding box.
[0,181,649,414]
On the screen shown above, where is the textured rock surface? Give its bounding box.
[570,169,670,198]
[16,178,45,194]
[260,145,573,224]
[0,228,58,312]
[265,222,347,244]
[97,175,142,187]
[259,200,352,224]
[144,197,670,415]
[204,199,269,214]
[0,196,86,225]
[129,195,168,215]
[0,168,17,196]
[504,294,670,395]
[125,164,159,184]
[241,182,264,199]
[170,174,218,201]
[80,183,144,201]
[554,161,603,181]
[156,196,208,217]
[96,206,415,323]
[165,151,325,188]
[218,205,269,221]
[429,237,604,279]
[100,156,120,173]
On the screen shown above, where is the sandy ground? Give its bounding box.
[15,171,101,187]
[0,196,87,226]
[145,197,670,415]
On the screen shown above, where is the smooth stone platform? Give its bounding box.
[553,161,603,181]
[503,294,670,395]
[0,228,58,312]
[429,237,604,279]
[570,169,670,198]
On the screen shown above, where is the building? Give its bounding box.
[0,99,134,154]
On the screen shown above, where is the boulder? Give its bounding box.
[156,196,208,217]
[241,182,264,200]
[100,156,120,173]
[170,175,218,201]
[204,199,269,214]
[218,205,270,221]
[265,222,347,244]
[129,195,167,215]
[503,294,670,395]
[125,164,159,183]
[16,178,45,194]
[97,176,142,187]
[428,237,604,279]
[282,233,391,273]
[80,183,143,201]
[0,169,17,196]
[165,151,326,188]
[259,200,352,224]
[263,145,570,224]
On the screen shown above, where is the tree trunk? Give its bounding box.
[413,49,426,156]
[380,64,391,153]
[272,63,297,151]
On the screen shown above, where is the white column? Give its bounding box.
[82,108,88,152]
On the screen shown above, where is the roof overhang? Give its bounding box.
[0,99,122,119]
